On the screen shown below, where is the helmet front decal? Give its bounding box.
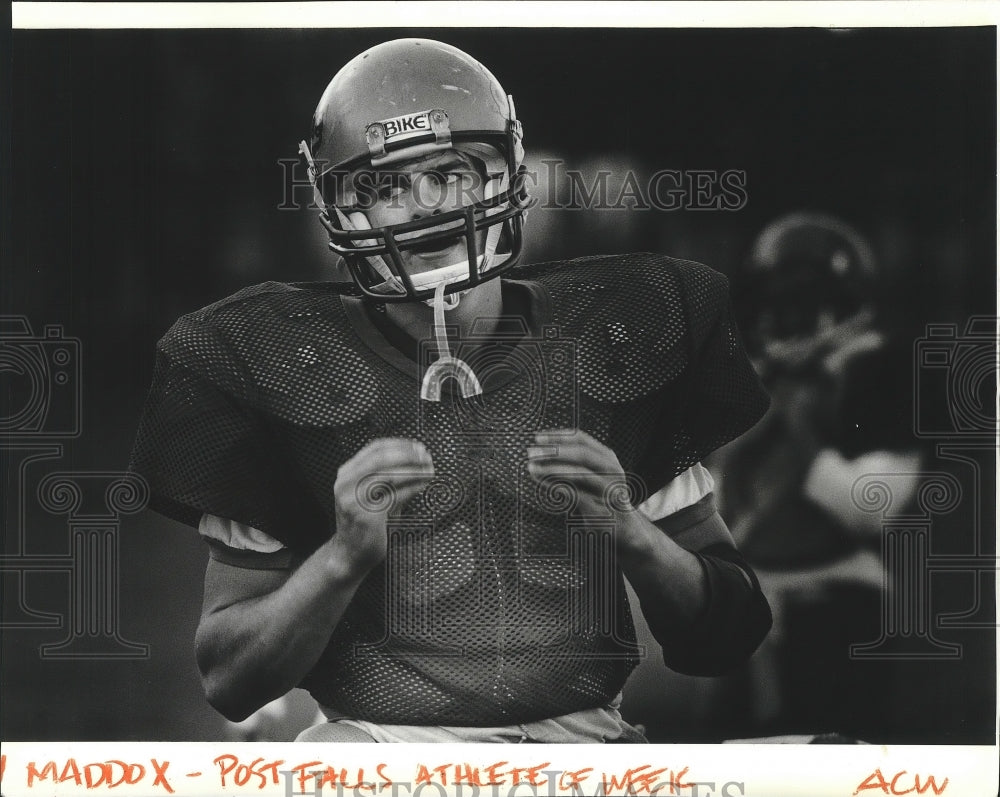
[366,109,452,166]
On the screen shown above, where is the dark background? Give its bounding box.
[2,27,996,742]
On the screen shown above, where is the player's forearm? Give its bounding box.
[616,513,772,675]
[195,537,372,721]
[615,512,711,625]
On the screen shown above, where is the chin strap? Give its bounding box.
[300,140,398,287]
[480,166,508,272]
[419,281,482,401]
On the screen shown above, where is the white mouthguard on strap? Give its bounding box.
[419,280,483,401]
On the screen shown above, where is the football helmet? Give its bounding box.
[735,212,879,374]
[300,39,533,302]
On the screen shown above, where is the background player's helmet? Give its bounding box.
[300,39,532,302]
[735,212,878,372]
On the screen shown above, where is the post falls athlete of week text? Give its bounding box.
[130,39,773,744]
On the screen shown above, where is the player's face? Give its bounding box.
[343,150,489,278]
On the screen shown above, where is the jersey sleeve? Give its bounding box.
[640,262,770,493]
[129,313,327,551]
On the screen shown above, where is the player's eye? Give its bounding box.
[433,170,480,189]
[423,171,457,188]
[376,174,410,201]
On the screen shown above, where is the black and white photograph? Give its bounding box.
[2,3,997,795]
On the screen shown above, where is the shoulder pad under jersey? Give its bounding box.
[513,253,732,403]
[157,282,379,427]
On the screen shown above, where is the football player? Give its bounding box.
[131,39,772,743]
[713,212,915,737]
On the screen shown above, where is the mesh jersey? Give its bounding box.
[130,252,769,725]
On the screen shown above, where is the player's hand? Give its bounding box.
[526,429,648,551]
[332,438,435,572]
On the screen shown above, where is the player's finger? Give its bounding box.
[354,437,431,462]
[337,467,434,498]
[534,429,617,462]
[336,463,434,500]
[362,470,436,487]
[526,442,614,474]
[524,470,615,513]
[340,439,433,480]
[344,470,435,494]
[534,428,601,445]
[387,481,436,513]
[524,461,606,495]
[530,473,635,515]
[366,438,433,467]
[342,472,436,512]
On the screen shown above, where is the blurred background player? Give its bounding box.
[706,211,923,740]
[131,38,773,743]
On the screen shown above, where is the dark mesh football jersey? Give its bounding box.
[130,253,769,725]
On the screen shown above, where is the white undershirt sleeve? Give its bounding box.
[637,463,715,521]
[199,514,286,553]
